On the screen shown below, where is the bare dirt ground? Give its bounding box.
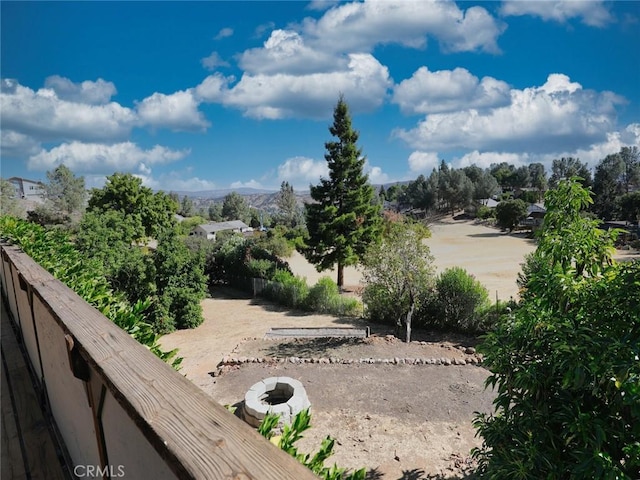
[286,216,538,301]
[160,218,638,479]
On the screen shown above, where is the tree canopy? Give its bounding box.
[88,172,177,238]
[304,96,382,287]
[45,164,86,215]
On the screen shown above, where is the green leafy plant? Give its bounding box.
[430,266,491,333]
[259,409,366,480]
[0,216,182,369]
[472,179,639,479]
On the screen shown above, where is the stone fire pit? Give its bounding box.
[242,377,310,427]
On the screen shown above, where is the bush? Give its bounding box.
[305,277,361,316]
[262,270,309,308]
[476,205,495,220]
[431,267,490,332]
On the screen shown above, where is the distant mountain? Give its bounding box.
[170,187,277,199]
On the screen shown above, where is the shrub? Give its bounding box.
[262,270,309,308]
[305,277,361,316]
[476,205,495,220]
[431,267,490,332]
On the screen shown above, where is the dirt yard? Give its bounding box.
[160,218,637,478]
[286,216,538,301]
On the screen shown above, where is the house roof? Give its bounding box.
[196,220,249,233]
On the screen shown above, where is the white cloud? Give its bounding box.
[43,75,117,104]
[306,0,340,11]
[393,67,511,114]
[230,179,264,189]
[201,52,229,70]
[214,27,233,40]
[394,74,625,154]
[500,1,613,27]
[277,156,329,187]
[408,151,440,173]
[456,150,527,169]
[136,89,210,131]
[365,163,390,184]
[0,130,42,158]
[225,53,391,119]
[1,79,136,142]
[27,141,189,173]
[303,0,505,54]
[194,73,233,102]
[239,29,343,75]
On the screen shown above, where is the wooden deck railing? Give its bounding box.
[0,243,318,479]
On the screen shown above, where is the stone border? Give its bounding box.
[242,377,311,427]
[213,354,483,378]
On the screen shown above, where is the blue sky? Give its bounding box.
[1,1,639,192]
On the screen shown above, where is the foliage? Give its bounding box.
[362,221,435,340]
[0,217,181,368]
[276,181,302,227]
[221,191,249,222]
[438,161,474,215]
[476,205,496,220]
[0,179,26,218]
[151,228,207,333]
[472,179,639,479]
[495,199,527,231]
[593,147,640,220]
[549,157,592,188]
[262,270,309,309]
[254,228,295,258]
[304,95,382,287]
[304,277,361,316]
[430,267,490,333]
[45,164,86,215]
[87,172,177,238]
[259,409,366,480]
[618,191,640,224]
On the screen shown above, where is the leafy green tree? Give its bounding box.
[88,172,177,238]
[304,96,382,288]
[528,162,548,199]
[151,228,207,332]
[593,153,625,220]
[438,163,474,215]
[549,157,592,188]
[362,221,434,342]
[405,174,434,212]
[490,162,516,190]
[474,171,500,202]
[473,179,639,479]
[0,179,25,218]
[618,191,640,225]
[495,199,527,231]
[45,164,86,215]
[208,202,223,221]
[221,191,249,222]
[178,195,195,217]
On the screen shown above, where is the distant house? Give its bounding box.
[7,177,45,203]
[190,220,251,241]
[520,203,546,230]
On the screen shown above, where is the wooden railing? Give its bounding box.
[0,243,318,480]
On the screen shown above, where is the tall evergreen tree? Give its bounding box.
[304,96,382,288]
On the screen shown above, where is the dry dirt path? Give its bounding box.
[160,288,369,391]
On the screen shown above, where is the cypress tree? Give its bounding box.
[304,96,382,288]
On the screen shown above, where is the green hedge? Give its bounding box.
[0,216,181,368]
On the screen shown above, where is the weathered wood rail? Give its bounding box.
[0,243,318,479]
